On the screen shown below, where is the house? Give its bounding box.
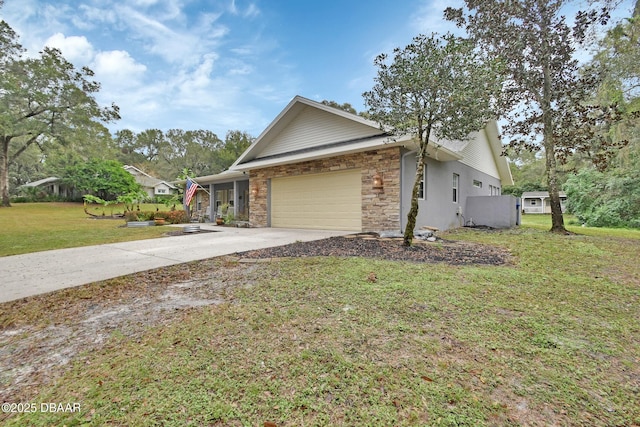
[123,165,177,198]
[18,177,76,199]
[521,191,567,214]
[194,96,514,232]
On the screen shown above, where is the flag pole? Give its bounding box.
[189,176,210,195]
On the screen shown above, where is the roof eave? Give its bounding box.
[233,136,409,171]
[484,120,514,186]
[182,170,248,185]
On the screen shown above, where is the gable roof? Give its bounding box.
[232,96,408,170]
[522,191,567,198]
[20,177,61,187]
[124,165,177,189]
[194,96,511,185]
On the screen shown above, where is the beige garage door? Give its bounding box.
[271,169,362,231]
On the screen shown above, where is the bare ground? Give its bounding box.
[0,235,511,406]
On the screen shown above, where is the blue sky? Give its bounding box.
[1,0,635,139]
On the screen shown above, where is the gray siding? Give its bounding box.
[457,128,501,179]
[401,150,503,231]
[255,106,382,158]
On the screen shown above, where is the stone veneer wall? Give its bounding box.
[197,191,210,211]
[249,147,401,232]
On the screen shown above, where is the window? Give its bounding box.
[489,185,501,196]
[473,180,482,188]
[452,173,459,203]
[157,188,166,194]
[418,165,427,200]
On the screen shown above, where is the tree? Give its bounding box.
[590,7,640,168]
[214,130,253,172]
[444,0,621,233]
[564,167,640,227]
[164,129,223,178]
[0,20,119,206]
[564,7,640,228]
[136,129,165,163]
[112,128,244,181]
[363,33,500,246]
[63,159,140,201]
[321,100,358,114]
[113,129,146,165]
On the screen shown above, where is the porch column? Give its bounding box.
[211,184,218,218]
[208,184,214,222]
[233,180,238,216]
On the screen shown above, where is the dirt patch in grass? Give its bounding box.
[0,258,250,405]
[0,235,509,409]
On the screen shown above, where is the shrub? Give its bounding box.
[123,210,187,224]
[124,211,140,222]
[124,211,155,221]
[162,210,188,224]
[565,168,640,228]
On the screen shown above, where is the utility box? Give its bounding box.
[465,195,520,228]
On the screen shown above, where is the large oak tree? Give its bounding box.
[445,0,620,233]
[363,33,500,245]
[0,20,119,206]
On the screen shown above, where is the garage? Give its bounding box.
[270,169,362,231]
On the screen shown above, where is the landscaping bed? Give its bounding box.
[236,234,512,265]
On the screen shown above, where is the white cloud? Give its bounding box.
[75,5,118,30]
[227,60,252,76]
[229,0,239,15]
[228,0,260,18]
[244,3,260,18]
[92,50,147,87]
[132,0,161,7]
[410,0,463,35]
[114,4,228,65]
[43,33,94,64]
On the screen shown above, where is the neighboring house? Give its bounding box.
[194,95,515,232]
[123,165,177,198]
[18,177,76,199]
[521,191,567,214]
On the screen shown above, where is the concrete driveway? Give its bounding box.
[0,226,350,303]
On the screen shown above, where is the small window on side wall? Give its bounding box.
[452,173,459,203]
[473,179,482,188]
[418,165,427,200]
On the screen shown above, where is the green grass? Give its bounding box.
[2,220,638,426]
[521,213,640,238]
[0,202,178,256]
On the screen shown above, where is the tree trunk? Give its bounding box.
[541,17,566,233]
[545,144,566,232]
[403,151,426,246]
[1,138,11,207]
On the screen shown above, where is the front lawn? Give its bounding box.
[521,213,640,238]
[1,224,638,426]
[0,202,181,256]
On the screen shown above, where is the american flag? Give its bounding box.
[183,177,198,206]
